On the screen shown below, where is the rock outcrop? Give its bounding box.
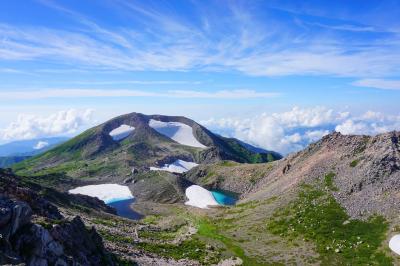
[0,169,115,265]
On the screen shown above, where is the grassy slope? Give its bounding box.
[221,137,282,163]
[13,129,202,179]
[267,181,393,265]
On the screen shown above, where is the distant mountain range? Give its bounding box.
[0,137,68,168]
[0,137,68,157]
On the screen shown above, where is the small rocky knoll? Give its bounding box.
[0,169,115,265]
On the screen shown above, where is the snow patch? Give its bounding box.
[109,124,135,141]
[389,235,400,255]
[148,119,206,148]
[150,159,198,174]
[185,185,220,209]
[68,184,133,204]
[34,141,49,150]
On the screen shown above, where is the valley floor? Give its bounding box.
[59,192,319,265]
[58,182,400,266]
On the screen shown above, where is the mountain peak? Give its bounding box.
[12,112,282,179]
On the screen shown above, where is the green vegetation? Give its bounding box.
[137,239,219,264]
[350,159,360,167]
[267,184,392,265]
[141,215,161,225]
[219,160,238,167]
[99,230,135,244]
[92,218,118,227]
[196,218,265,266]
[324,172,338,191]
[138,223,186,241]
[221,137,282,163]
[354,136,369,154]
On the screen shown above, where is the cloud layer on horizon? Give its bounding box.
[202,107,400,154]
[0,109,94,141]
[1,107,399,155]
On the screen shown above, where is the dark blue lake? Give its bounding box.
[211,190,238,205]
[107,198,143,220]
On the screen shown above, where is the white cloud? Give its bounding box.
[352,79,400,90]
[33,141,49,150]
[202,107,400,155]
[0,109,94,141]
[335,114,400,135]
[0,89,279,100]
[271,106,335,127]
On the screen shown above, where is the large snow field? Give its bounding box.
[148,119,207,148]
[109,124,135,141]
[150,159,198,174]
[185,185,220,209]
[389,235,400,255]
[68,184,134,204]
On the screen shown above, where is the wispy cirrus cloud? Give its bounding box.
[352,79,400,90]
[0,89,280,100]
[1,1,400,78]
[69,80,205,85]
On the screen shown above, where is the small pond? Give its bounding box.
[68,184,142,220]
[211,190,238,206]
[107,198,143,220]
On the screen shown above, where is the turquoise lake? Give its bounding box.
[211,190,237,205]
[107,198,143,220]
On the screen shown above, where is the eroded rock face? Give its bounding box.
[0,170,115,265]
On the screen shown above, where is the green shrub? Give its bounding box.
[324,172,338,191]
[350,160,359,167]
[267,185,391,265]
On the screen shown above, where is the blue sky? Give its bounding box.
[0,0,400,153]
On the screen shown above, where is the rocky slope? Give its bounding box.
[13,112,281,179]
[242,131,400,219]
[0,169,116,265]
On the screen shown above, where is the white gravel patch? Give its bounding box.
[185,185,220,209]
[69,184,133,204]
[148,119,206,148]
[389,234,400,255]
[109,124,135,141]
[150,159,198,174]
